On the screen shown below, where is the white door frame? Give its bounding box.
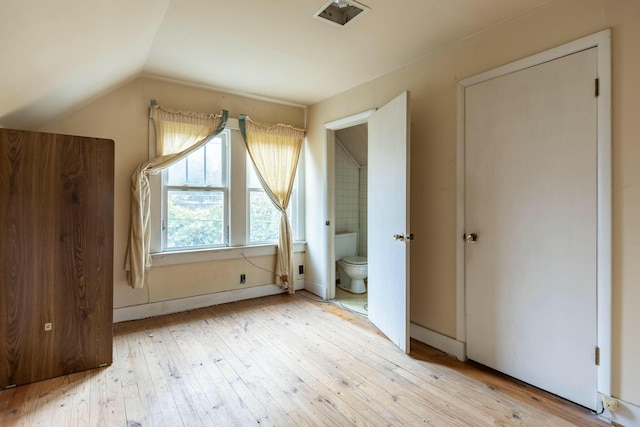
[456,29,612,395]
[323,109,376,300]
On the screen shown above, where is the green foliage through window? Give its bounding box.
[249,191,280,243]
[167,191,224,248]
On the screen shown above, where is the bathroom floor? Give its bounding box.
[334,286,368,316]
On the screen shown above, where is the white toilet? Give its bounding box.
[335,232,368,294]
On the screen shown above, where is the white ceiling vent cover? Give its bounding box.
[314,0,370,27]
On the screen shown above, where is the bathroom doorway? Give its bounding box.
[333,124,368,315]
[322,91,411,353]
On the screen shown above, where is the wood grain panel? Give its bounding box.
[0,129,113,388]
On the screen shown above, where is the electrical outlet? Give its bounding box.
[603,396,619,412]
[299,265,304,275]
[240,274,246,284]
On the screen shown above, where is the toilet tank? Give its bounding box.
[335,232,357,261]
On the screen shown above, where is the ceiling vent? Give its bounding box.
[314,0,370,27]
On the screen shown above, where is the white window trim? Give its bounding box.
[148,116,306,265]
[151,241,307,267]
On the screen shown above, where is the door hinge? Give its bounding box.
[595,346,600,366]
[595,78,600,97]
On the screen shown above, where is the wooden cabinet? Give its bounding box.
[0,128,114,388]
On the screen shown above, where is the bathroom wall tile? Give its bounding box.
[335,144,360,234]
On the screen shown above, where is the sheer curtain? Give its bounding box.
[239,115,305,293]
[125,105,228,289]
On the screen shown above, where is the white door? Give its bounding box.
[368,91,411,353]
[465,49,598,408]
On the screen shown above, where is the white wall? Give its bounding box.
[305,0,640,406]
[42,76,306,309]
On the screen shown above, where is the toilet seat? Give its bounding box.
[343,256,367,265]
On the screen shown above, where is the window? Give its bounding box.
[163,132,228,250]
[247,155,280,244]
[153,123,303,255]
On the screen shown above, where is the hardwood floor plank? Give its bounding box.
[172,314,263,426]
[149,316,215,426]
[0,379,43,426]
[257,293,605,426]
[122,382,158,426]
[281,294,577,426]
[203,308,302,420]
[104,327,131,427]
[196,312,296,425]
[68,370,92,427]
[224,299,424,425]
[259,297,491,426]
[307,293,605,426]
[253,298,466,425]
[88,368,109,427]
[165,311,271,426]
[0,292,608,426]
[30,375,73,426]
[122,328,164,420]
[216,302,380,426]
[127,321,184,427]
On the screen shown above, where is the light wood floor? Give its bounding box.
[0,291,607,426]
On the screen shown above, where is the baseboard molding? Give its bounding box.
[114,281,304,323]
[410,322,466,361]
[303,280,327,299]
[596,393,640,426]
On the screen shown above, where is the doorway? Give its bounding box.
[324,91,411,353]
[333,124,368,315]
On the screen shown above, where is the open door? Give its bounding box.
[367,91,411,353]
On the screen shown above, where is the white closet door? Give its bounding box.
[465,48,598,409]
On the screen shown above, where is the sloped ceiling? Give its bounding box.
[337,124,368,166]
[0,0,550,129]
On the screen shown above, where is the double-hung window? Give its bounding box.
[151,122,301,256]
[163,131,229,250]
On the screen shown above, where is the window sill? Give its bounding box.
[151,241,307,267]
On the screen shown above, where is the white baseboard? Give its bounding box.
[303,280,327,299]
[114,281,304,323]
[410,322,466,361]
[596,392,640,426]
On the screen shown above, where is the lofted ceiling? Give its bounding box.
[337,124,368,166]
[0,0,550,129]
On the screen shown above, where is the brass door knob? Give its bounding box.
[464,233,478,242]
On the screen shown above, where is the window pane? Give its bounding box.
[249,190,279,243]
[166,157,187,186]
[205,137,223,187]
[167,190,224,248]
[248,158,262,188]
[166,136,224,187]
[185,147,205,186]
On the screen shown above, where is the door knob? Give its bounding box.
[464,233,478,242]
[393,233,405,241]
